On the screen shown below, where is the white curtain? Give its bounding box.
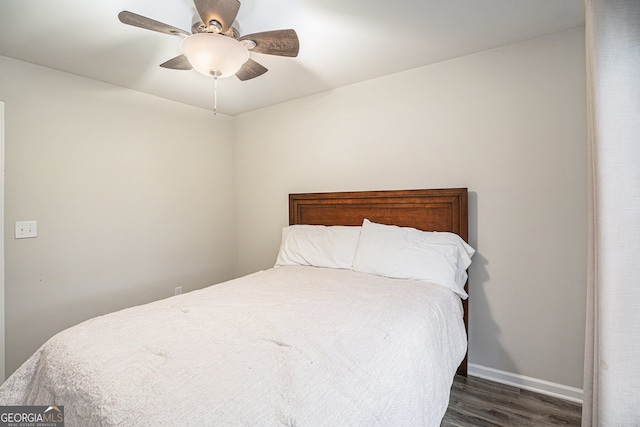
[583,0,640,425]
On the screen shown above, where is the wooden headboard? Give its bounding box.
[289,188,469,376]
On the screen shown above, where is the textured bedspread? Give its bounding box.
[0,266,466,426]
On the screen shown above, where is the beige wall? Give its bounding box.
[0,56,237,375]
[234,29,588,389]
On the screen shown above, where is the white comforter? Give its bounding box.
[0,266,466,426]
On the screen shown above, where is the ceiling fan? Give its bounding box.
[118,0,299,82]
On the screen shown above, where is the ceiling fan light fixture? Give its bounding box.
[181,33,249,78]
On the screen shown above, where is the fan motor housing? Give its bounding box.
[192,20,239,39]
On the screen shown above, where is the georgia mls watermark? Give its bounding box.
[0,406,64,427]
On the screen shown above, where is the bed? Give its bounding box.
[0,188,472,427]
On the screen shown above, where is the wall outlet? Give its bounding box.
[15,221,37,239]
[174,286,183,295]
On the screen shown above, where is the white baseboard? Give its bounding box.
[467,363,583,404]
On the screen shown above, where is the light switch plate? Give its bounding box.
[15,221,37,239]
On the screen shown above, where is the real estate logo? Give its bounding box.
[0,406,64,427]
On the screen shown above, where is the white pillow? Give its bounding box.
[351,219,474,298]
[275,225,361,269]
[419,229,475,288]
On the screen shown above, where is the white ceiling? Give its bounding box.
[0,0,585,116]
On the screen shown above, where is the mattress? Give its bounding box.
[0,266,466,426]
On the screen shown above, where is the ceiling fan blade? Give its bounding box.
[118,11,190,37]
[240,29,299,57]
[194,0,240,33]
[160,54,192,70]
[235,59,268,81]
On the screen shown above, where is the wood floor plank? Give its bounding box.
[442,375,582,426]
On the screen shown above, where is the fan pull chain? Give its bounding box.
[210,70,221,115]
[213,74,218,115]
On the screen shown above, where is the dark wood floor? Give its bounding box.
[441,375,582,426]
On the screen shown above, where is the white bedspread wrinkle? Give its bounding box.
[0,266,466,426]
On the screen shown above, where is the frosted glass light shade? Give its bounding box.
[181,33,249,78]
